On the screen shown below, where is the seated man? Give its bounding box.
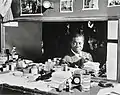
[61,28,93,68]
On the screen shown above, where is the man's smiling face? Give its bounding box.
[71,36,84,54]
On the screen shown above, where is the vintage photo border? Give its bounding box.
[82,0,99,10]
[60,0,74,13]
[107,0,120,7]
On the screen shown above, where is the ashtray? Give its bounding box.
[98,81,114,87]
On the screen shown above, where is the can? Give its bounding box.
[81,74,91,92]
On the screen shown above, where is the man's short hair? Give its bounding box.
[69,28,84,42]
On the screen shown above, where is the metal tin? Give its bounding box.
[81,74,91,92]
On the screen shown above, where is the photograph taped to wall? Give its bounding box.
[108,0,120,7]
[60,0,73,13]
[83,0,99,10]
[20,0,43,16]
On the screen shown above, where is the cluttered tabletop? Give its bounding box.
[0,49,120,95]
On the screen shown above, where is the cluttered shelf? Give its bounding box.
[8,15,120,23]
[13,16,108,22]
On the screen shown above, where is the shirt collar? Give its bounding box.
[71,49,82,58]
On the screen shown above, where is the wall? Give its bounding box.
[44,0,107,17]
[11,0,120,18]
[5,22,42,62]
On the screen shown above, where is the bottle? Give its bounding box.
[11,47,16,54]
[4,49,11,63]
[53,58,57,65]
[44,59,52,72]
[62,64,68,71]
[66,79,70,92]
[11,46,18,61]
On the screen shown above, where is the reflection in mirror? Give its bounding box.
[42,21,107,78]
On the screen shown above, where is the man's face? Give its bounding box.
[71,36,84,53]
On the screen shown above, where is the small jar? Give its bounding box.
[31,66,38,75]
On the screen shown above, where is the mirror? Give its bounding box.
[42,21,107,78]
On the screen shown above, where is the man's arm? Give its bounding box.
[87,53,93,62]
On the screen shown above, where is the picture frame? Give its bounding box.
[60,0,73,13]
[108,0,120,7]
[20,0,43,16]
[82,0,99,10]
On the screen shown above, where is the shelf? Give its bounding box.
[13,16,109,22]
[2,15,120,23]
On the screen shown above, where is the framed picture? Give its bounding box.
[82,0,99,10]
[20,0,43,16]
[60,0,73,13]
[108,0,120,7]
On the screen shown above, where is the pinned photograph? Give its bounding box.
[60,0,73,13]
[20,0,43,16]
[83,0,99,10]
[108,0,120,7]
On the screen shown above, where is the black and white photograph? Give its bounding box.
[1,0,120,94]
[83,0,99,10]
[108,0,120,7]
[60,0,73,13]
[20,0,43,15]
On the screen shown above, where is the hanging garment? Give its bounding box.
[0,0,13,22]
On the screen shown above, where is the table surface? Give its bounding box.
[0,83,101,95]
[0,70,116,95]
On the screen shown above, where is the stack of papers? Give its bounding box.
[49,71,72,88]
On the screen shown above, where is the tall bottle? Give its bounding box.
[5,49,12,63]
[11,46,18,61]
